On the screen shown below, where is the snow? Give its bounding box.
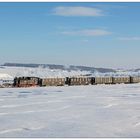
[0,84,140,137]
[0,66,90,78]
[0,73,13,80]
[0,73,14,85]
[0,66,140,80]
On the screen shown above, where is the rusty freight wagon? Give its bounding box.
[68,77,91,86]
[13,77,41,87]
[95,77,113,84]
[130,76,140,83]
[42,78,65,86]
[112,77,130,84]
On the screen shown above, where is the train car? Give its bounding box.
[42,78,65,86]
[112,77,130,84]
[130,76,140,83]
[95,77,113,84]
[14,77,40,87]
[68,77,91,86]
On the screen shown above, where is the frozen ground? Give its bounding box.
[0,84,140,137]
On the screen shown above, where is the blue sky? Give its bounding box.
[0,2,140,68]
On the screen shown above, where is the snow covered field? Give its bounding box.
[0,66,90,79]
[0,84,140,137]
[0,66,140,80]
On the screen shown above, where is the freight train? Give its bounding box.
[13,76,140,87]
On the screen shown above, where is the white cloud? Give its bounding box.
[118,37,140,41]
[61,29,111,36]
[52,6,104,17]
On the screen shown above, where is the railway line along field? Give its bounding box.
[1,66,140,88]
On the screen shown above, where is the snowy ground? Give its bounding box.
[0,66,90,79]
[0,84,140,137]
[1,66,140,80]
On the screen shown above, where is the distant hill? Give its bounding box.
[2,63,116,73]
